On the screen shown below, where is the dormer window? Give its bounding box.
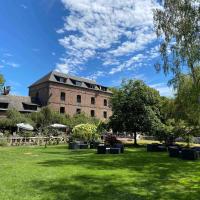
[55,75,66,83]
[22,103,37,111]
[101,86,107,91]
[0,102,8,109]
[85,83,95,89]
[71,79,82,86]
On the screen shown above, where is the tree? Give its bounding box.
[110,80,162,145]
[173,73,200,146]
[0,74,5,84]
[154,0,200,86]
[70,113,100,128]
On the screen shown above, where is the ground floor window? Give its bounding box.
[76,108,81,114]
[91,110,95,117]
[60,107,65,114]
[103,111,107,118]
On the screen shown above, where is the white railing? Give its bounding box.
[0,136,68,146]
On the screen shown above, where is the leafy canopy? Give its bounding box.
[154,0,200,85]
[110,80,162,144]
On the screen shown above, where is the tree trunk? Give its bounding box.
[134,132,137,145]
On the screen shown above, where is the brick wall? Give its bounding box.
[29,82,112,120]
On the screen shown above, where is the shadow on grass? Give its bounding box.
[33,147,200,200]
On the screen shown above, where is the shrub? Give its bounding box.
[0,138,8,146]
[105,134,119,146]
[72,123,98,142]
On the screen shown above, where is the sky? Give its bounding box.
[0,0,174,97]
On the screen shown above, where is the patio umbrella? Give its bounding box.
[50,124,68,128]
[16,123,34,131]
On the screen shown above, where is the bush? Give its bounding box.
[0,138,8,146]
[72,123,98,142]
[105,134,119,146]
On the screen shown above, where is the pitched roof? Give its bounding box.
[0,95,40,112]
[29,71,112,93]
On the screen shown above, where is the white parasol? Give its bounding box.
[50,124,68,128]
[16,123,34,131]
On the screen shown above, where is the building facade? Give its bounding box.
[0,95,40,117]
[29,71,112,120]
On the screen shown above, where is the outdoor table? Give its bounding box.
[110,147,121,154]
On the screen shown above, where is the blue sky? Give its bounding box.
[0,0,173,96]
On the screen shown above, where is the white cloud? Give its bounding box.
[52,52,56,56]
[3,53,13,57]
[149,82,174,97]
[86,71,105,80]
[20,4,27,9]
[56,0,162,74]
[0,59,19,68]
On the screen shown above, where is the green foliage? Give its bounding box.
[110,79,163,144]
[72,123,98,142]
[70,113,100,128]
[0,138,7,146]
[0,74,5,84]
[0,118,12,129]
[154,0,200,86]
[7,109,34,126]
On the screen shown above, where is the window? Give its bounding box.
[60,77,66,83]
[85,83,95,89]
[75,81,82,86]
[71,79,82,86]
[104,99,107,106]
[76,108,81,114]
[77,95,81,103]
[91,97,95,104]
[23,103,37,111]
[60,92,65,101]
[91,110,95,117]
[0,103,8,109]
[101,86,107,91]
[55,76,66,83]
[60,107,65,114]
[103,111,107,119]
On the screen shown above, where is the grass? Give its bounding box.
[0,144,200,200]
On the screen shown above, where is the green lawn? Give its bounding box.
[0,145,200,200]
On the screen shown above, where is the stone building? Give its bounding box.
[29,71,112,120]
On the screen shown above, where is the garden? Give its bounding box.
[0,1,200,199]
[0,143,200,200]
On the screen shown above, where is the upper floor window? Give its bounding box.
[85,83,95,89]
[60,92,65,101]
[77,95,81,103]
[91,110,95,117]
[55,75,66,83]
[91,97,95,105]
[101,86,107,91]
[71,79,82,87]
[103,111,107,119]
[0,102,8,109]
[23,103,37,111]
[104,99,107,106]
[60,107,65,114]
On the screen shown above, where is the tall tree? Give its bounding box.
[110,80,162,145]
[0,74,5,84]
[154,0,200,86]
